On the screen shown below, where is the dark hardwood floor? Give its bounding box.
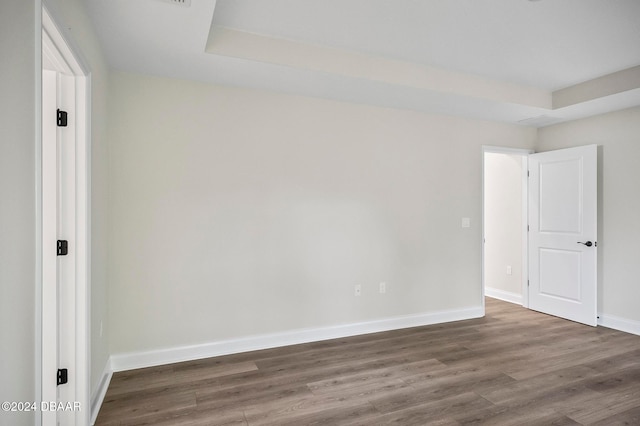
[95,298,640,425]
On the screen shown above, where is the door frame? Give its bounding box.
[40,5,91,426]
[481,146,533,309]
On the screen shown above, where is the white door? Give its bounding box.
[528,145,597,326]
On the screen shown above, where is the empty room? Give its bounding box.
[2,0,640,425]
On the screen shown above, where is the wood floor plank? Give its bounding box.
[95,298,640,425]
[120,408,247,426]
[359,391,490,426]
[591,405,640,426]
[454,405,581,425]
[243,392,379,426]
[306,358,447,395]
[195,383,313,412]
[98,388,196,424]
[402,365,516,397]
[173,361,259,382]
[561,386,640,424]
[478,365,600,404]
[105,365,176,396]
[366,366,512,415]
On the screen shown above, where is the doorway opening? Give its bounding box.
[482,145,598,326]
[482,147,531,308]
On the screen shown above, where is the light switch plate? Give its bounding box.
[462,217,471,228]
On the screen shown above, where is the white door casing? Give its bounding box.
[59,72,78,426]
[41,68,59,426]
[42,69,78,426]
[528,145,597,326]
[41,6,90,425]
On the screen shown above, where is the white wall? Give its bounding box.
[108,71,536,355]
[484,153,523,300]
[0,2,37,425]
[537,106,640,324]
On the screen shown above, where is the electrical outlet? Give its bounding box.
[354,284,362,296]
[379,282,386,293]
[506,265,512,275]
[462,217,471,228]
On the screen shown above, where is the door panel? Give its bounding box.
[539,248,581,301]
[539,159,582,233]
[529,145,597,326]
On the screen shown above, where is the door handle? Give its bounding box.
[577,241,595,247]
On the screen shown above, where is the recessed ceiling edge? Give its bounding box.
[154,0,191,7]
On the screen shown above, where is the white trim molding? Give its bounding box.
[110,306,484,372]
[598,313,640,337]
[485,287,523,306]
[41,6,92,426]
[90,359,112,426]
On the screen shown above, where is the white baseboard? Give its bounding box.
[485,287,523,305]
[110,306,484,372]
[598,313,640,337]
[90,358,113,426]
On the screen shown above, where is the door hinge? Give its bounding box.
[57,240,68,256]
[527,225,530,232]
[527,280,530,287]
[57,109,68,127]
[57,368,68,386]
[527,170,530,177]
